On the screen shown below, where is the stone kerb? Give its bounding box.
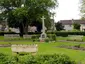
[4,34,20,39]
[11,44,38,53]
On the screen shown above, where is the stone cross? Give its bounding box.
[39,16,47,42]
[41,16,45,33]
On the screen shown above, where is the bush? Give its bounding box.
[0,32,16,36]
[0,53,7,64]
[1,31,85,37]
[52,34,56,41]
[47,34,56,41]
[0,32,41,36]
[22,54,76,64]
[45,38,49,42]
[0,53,76,64]
[55,31,85,37]
[74,44,81,48]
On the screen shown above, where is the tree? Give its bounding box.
[55,22,64,31]
[80,0,85,19]
[0,0,58,36]
[73,23,81,30]
[8,7,29,36]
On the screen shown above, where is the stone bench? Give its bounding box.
[11,44,38,53]
[67,35,83,41]
[23,35,32,39]
[4,34,20,39]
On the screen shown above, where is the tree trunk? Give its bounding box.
[19,20,29,37]
[19,23,24,37]
[24,24,28,34]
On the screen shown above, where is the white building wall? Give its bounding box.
[64,25,73,31]
[64,24,85,31]
[80,24,85,31]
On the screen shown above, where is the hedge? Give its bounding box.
[55,32,85,37]
[0,53,76,64]
[0,31,85,37]
[0,32,41,36]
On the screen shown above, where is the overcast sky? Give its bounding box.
[54,0,81,22]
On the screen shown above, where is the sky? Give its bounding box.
[54,0,81,22]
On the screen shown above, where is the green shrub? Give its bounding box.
[0,53,76,64]
[31,35,40,41]
[1,31,85,37]
[4,56,17,64]
[74,44,81,48]
[52,34,56,41]
[55,31,85,37]
[47,34,56,41]
[45,38,49,42]
[0,53,7,64]
[23,54,76,64]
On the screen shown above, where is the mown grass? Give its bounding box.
[1,36,85,63]
[0,41,85,63]
[0,47,12,55]
[83,36,85,41]
[0,36,4,40]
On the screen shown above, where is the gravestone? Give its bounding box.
[39,16,47,42]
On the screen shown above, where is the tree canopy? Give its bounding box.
[73,23,81,30]
[80,0,85,19]
[55,22,64,31]
[0,0,58,36]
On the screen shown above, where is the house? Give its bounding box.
[28,26,37,32]
[59,19,85,31]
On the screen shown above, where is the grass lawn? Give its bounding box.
[0,41,85,63]
[0,47,12,55]
[0,36,4,40]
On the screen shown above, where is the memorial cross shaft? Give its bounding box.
[41,16,45,33]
